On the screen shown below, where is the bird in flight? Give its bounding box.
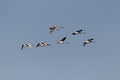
[72,29,85,35]
[57,36,69,44]
[49,26,56,34]
[83,38,95,46]
[36,42,51,47]
[49,25,63,34]
[21,43,34,50]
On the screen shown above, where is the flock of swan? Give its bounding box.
[21,26,95,50]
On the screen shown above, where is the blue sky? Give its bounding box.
[0,0,120,80]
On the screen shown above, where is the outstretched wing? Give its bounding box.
[21,44,24,50]
[60,37,66,41]
[76,29,83,33]
[88,38,94,41]
[47,44,51,46]
[55,26,64,31]
[36,43,40,47]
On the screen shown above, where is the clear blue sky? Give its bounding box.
[0,0,120,80]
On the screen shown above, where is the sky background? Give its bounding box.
[0,0,120,80]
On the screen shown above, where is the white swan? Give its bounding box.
[21,43,34,50]
[72,29,85,35]
[49,25,63,34]
[83,38,95,46]
[57,37,69,44]
[36,42,51,47]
